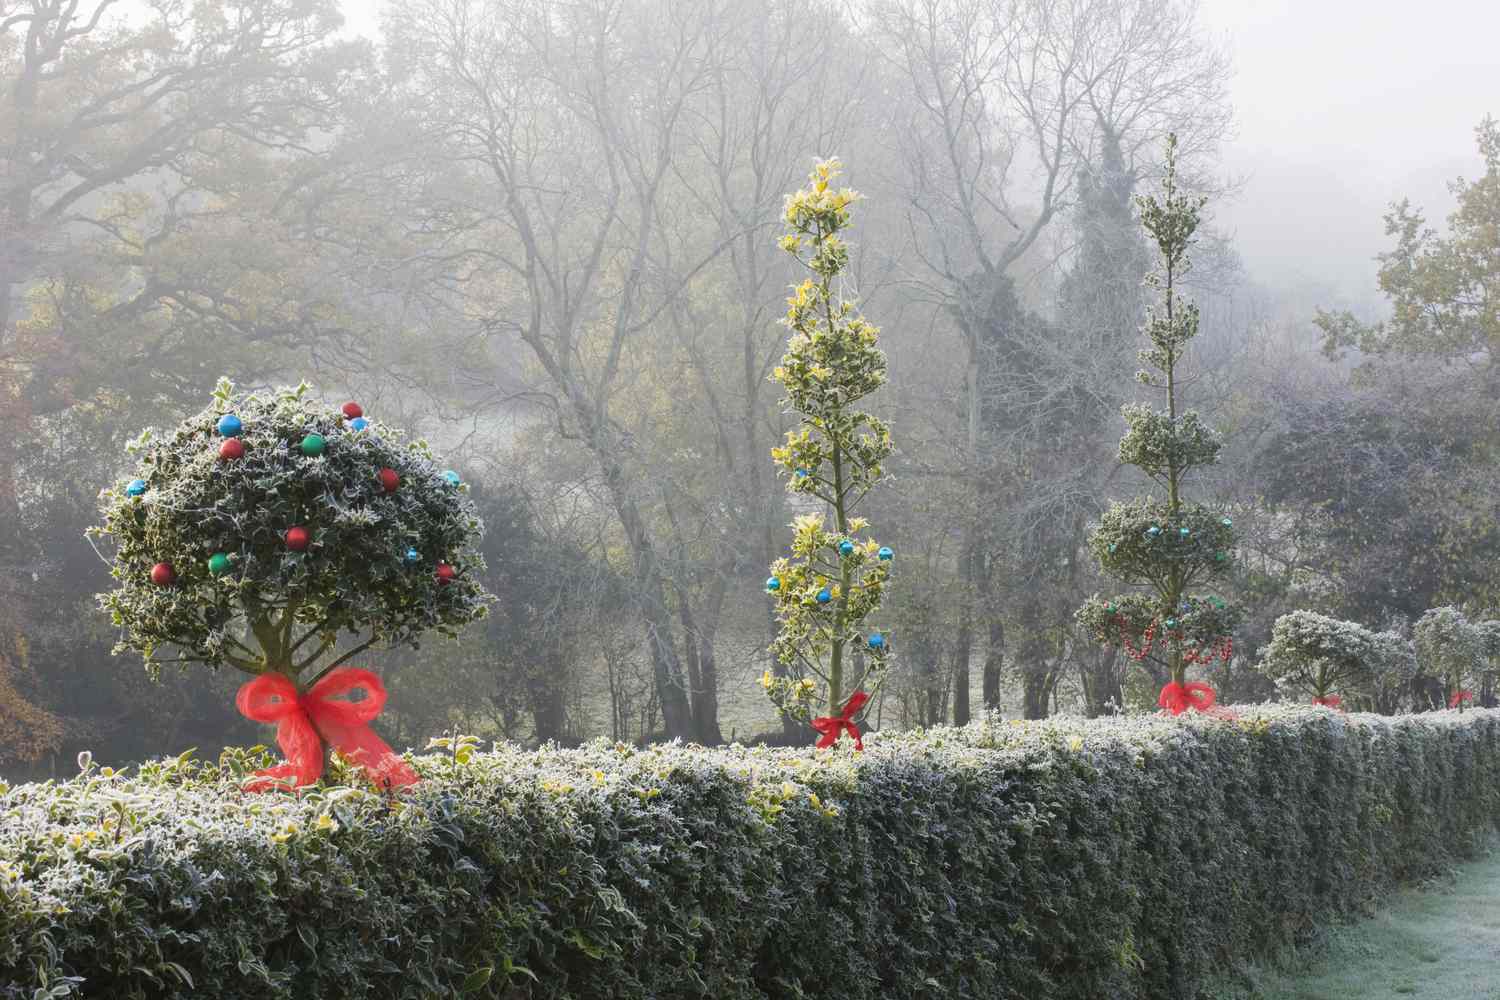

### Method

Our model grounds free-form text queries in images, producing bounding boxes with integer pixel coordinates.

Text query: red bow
[235,668,419,792]
[1158,681,1216,715]
[1449,689,1474,709]
[812,690,870,750]
[1312,694,1344,710]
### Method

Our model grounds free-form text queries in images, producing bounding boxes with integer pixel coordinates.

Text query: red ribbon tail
[1159,681,1217,715]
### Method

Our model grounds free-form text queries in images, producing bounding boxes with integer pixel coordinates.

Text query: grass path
[1224,848,1500,999]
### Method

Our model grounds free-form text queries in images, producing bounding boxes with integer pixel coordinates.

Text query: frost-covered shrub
[4,709,1499,1000]
[1257,610,1416,706]
[1414,606,1493,707]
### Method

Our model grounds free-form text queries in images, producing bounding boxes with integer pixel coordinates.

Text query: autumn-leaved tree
[1076,135,1242,713]
[763,160,894,741]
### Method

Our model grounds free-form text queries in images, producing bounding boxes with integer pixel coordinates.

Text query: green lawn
[1217,846,1500,1000]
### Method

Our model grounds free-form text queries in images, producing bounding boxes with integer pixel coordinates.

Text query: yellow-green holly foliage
[1076,136,1242,687]
[91,379,491,682]
[765,160,894,721]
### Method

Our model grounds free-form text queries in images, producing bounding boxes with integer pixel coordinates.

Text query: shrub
[91,379,490,681]
[1257,610,1417,707]
[4,708,1499,999]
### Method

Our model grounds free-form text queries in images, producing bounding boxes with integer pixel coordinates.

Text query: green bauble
[301,433,326,457]
[208,552,231,576]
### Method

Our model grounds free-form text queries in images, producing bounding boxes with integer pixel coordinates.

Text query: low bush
[3,707,1499,999]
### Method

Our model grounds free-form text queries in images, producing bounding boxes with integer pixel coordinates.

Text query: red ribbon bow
[812,690,870,750]
[1158,681,1216,716]
[1449,689,1474,709]
[1312,694,1344,710]
[235,668,419,792]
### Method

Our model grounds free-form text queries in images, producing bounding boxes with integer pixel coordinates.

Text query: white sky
[338,0,1499,301]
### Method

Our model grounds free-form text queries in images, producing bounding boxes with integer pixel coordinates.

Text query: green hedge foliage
[4,707,1499,999]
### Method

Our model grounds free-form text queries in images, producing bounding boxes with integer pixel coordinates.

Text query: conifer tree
[762,160,894,743]
[1076,136,1242,713]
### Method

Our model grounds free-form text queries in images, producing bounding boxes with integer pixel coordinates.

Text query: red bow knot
[1312,694,1344,710]
[1158,681,1216,716]
[1449,689,1474,709]
[812,690,870,750]
[235,668,419,792]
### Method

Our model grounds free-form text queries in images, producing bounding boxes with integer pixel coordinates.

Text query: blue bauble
[349,417,369,431]
[877,546,894,561]
[794,468,809,479]
[765,576,781,592]
[1179,527,1190,537]
[442,470,461,486]
[405,547,420,564]
[125,479,147,497]
[1146,525,1161,536]
[816,588,832,604]
[1165,618,1177,628]
[216,414,242,437]
[1222,517,1233,527]
[1108,543,1117,553]
[868,633,886,650]
[838,539,854,556]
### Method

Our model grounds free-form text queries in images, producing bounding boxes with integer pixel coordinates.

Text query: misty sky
[338,0,1498,305]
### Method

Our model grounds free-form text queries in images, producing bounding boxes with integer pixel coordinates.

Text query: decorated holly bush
[1075,135,1243,714]
[1414,606,1492,708]
[1256,610,1417,708]
[763,159,894,741]
[90,380,490,787]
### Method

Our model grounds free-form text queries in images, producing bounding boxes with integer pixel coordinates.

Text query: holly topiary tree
[1256,610,1417,709]
[1414,606,1491,709]
[1075,135,1243,714]
[762,159,894,747]
[90,379,490,787]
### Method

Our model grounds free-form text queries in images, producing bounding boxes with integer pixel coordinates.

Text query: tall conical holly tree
[90,379,491,788]
[1075,136,1243,714]
[762,159,894,747]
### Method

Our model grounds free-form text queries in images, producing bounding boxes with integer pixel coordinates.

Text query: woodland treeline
[2,0,1497,775]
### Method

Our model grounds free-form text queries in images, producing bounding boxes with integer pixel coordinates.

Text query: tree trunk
[951,544,975,725]
[530,650,566,744]
[598,455,692,740]
[983,617,1005,711]
[693,573,727,744]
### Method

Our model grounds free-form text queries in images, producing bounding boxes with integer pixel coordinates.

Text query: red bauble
[435,563,456,584]
[378,467,400,493]
[150,562,176,586]
[219,438,245,461]
[285,526,311,552]
[342,401,364,419]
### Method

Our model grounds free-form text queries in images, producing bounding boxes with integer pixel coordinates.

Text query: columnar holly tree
[1075,136,1243,713]
[762,159,894,742]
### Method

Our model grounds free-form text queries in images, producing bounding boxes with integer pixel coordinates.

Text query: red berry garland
[1117,615,1158,661]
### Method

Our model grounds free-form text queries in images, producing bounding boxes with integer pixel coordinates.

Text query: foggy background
[3,0,1498,776]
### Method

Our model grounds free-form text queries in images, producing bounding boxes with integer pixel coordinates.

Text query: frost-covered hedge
[4,708,1500,999]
